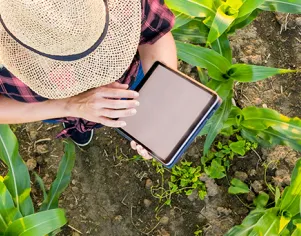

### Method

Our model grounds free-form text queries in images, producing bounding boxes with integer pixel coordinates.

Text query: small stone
[159,216,169,225]
[114,215,123,222]
[234,171,248,182]
[205,178,219,197]
[247,191,256,202]
[143,199,152,208]
[249,169,257,177]
[159,229,170,236]
[296,17,301,26]
[254,97,262,106]
[72,232,80,236]
[71,187,79,193]
[29,130,38,141]
[26,158,37,171]
[262,104,268,108]
[251,180,263,193]
[36,144,49,154]
[217,207,232,216]
[71,180,76,185]
[36,156,43,164]
[69,204,74,209]
[145,179,153,189]
[187,189,198,202]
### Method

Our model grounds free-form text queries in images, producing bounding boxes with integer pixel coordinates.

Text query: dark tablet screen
[119,62,217,163]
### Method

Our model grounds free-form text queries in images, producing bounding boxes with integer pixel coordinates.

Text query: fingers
[100,108,137,118]
[101,99,139,109]
[104,82,129,89]
[98,117,127,128]
[131,141,152,160]
[97,87,139,99]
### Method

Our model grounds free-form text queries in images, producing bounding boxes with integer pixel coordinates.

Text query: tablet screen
[120,63,216,163]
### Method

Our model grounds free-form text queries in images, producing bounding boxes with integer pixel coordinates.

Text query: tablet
[118,61,221,167]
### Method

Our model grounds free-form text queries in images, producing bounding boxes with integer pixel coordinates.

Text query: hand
[66,82,139,127]
[130,141,152,160]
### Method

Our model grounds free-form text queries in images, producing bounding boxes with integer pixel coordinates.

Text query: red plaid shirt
[0,0,175,138]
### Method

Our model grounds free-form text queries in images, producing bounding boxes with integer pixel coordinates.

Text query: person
[0,0,177,159]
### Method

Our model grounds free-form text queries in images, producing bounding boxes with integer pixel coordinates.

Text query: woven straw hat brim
[0,0,141,99]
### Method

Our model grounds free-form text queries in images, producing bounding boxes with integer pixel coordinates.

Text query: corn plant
[166,0,301,154]
[0,124,75,236]
[226,158,301,235]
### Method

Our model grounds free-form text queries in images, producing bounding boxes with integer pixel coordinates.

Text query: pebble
[296,17,301,26]
[72,232,81,236]
[72,179,77,185]
[234,171,248,182]
[143,199,152,208]
[217,207,232,216]
[254,97,262,106]
[71,187,79,193]
[247,191,256,202]
[36,144,49,154]
[251,180,263,193]
[26,158,37,171]
[248,169,257,177]
[29,130,38,141]
[159,216,169,225]
[114,215,123,222]
[145,179,153,189]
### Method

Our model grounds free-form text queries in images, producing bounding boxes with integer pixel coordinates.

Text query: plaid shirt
[0,0,175,138]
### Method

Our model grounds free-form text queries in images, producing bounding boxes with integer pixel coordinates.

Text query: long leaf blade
[172,11,194,29]
[165,0,216,18]
[203,92,233,155]
[259,0,301,14]
[238,0,265,17]
[40,141,75,211]
[176,41,231,81]
[211,33,232,63]
[0,125,33,216]
[229,64,296,82]
[4,209,67,236]
[0,181,22,233]
[207,4,238,44]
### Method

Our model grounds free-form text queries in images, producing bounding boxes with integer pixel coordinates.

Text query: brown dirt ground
[1,12,301,236]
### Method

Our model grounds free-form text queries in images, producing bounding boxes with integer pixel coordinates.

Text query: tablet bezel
[117,61,219,165]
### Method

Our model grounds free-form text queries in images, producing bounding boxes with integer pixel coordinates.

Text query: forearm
[138,32,177,73]
[0,95,69,124]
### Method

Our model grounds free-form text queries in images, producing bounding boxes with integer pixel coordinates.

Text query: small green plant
[151,160,206,211]
[226,158,301,235]
[165,0,301,154]
[0,124,75,236]
[201,134,257,179]
[228,178,250,195]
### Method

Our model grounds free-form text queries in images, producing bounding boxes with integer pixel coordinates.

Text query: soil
[1,12,301,236]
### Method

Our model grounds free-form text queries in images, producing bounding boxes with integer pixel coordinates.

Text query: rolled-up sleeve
[140,0,175,45]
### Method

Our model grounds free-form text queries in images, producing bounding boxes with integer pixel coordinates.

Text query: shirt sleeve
[140,0,175,45]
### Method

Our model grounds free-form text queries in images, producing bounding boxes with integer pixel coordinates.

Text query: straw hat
[0,0,141,99]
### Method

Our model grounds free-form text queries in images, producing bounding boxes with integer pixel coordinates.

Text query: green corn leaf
[165,0,216,18]
[228,178,250,194]
[229,9,261,34]
[172,11,194,29]
[249,208,280,236]
[207,78,234,100]
[241,107,301,140]
[292,222,301,236]
[238,0,265,17]
[197,67,209,85]
[225,209,266,236]
[280,159,301,217]
[228,64,295,82]
[172,20,209,44]
[176,41,231,81]
[4,209,67,236]
[40,141,75,211]
[242,127,301,151]
[203,92,233,155]
[259,0,301,14]
[34,172,47,202]
[0,125,34,216]
[207,3,239,44]
[211,33,233,63]
[0,181,22,233]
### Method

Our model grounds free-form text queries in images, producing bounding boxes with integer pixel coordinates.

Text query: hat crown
[0,0,107,56]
